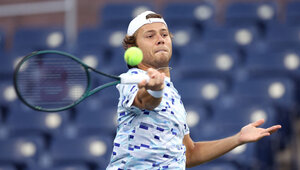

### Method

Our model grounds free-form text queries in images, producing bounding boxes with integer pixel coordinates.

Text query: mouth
[155,49,168,53]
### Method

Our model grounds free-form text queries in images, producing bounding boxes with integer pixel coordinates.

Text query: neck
[138,63,171,77]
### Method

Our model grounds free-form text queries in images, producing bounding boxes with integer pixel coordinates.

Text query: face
[135,22,172,69]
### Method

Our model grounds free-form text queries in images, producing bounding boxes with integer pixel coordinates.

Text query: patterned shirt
[107,68,190,170]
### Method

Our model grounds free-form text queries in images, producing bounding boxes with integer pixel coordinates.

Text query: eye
[162,32,169,37]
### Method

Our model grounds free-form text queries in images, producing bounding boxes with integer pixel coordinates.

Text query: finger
[266,125,282,134]
[261,132,271,138]
[251,119,265,127]
[138,79,147,89]
[147,68,157,78]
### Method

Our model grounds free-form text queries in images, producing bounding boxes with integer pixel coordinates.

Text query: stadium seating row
[1,1,300,169]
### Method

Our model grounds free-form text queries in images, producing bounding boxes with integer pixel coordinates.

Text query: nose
[156,35,165,45]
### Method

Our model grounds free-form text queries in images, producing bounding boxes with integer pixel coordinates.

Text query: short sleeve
[117,68,147,110]
[117,83,138,109]
[184,123,190,135]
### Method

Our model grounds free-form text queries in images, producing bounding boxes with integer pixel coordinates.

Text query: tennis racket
[13,50,149,112]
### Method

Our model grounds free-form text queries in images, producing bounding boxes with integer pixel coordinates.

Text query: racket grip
[120,74,150,84]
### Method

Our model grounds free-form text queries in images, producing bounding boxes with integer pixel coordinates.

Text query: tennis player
[106,11,281,169]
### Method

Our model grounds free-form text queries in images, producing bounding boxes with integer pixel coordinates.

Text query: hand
[238,119,282,144]
[138,68,165,91]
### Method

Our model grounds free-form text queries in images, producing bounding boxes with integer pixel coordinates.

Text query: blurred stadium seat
[0,80,18,109]
[202,24,261,51]
[188,162,238,170]
[0,136,44,165]
[75,95,117,137]
[232,77,295,148]
[212,96,278,129]
[163,2,215,29]
[28,164,90,170]
[0,51,14,78]
[175,78,228,107]
[1,1,300,170]
[286,1,300,26]
[225,2,277,28]
[265,24,300,45]
[72,47,105,70]
[100,3,153,28]
[0,165,16,170]
[13,27,65,52]
[177,42,239,80]
[77,27,126,72]
[184,104,212,141]
[245,44,300,78]
[6,105,69,138]
[49,135,112,168]
[0,29,5,52]
[190,120,262,169]
[168,25,200,51]
[232,77,296,109]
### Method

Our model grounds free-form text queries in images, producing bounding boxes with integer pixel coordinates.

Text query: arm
[133,68,165,110]
[183,119,282,168]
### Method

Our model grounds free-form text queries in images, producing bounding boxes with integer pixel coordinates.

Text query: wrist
[147,89,164,98]
[235,132,244,146]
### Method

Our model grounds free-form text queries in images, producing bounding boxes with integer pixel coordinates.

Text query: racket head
[13,50,91,112]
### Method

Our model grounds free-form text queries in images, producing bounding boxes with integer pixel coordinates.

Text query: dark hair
[123,13,172,68]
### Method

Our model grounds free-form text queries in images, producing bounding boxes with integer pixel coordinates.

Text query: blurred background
[0,0,300,169]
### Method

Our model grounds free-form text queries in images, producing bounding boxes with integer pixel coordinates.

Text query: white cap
[127,11,167,36]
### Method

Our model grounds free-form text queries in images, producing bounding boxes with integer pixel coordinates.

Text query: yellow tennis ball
[124,47,143,66]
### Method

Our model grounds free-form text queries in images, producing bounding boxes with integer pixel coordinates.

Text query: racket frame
[13,50,121,112]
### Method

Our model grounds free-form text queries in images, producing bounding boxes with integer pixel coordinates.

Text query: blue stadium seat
[168,25,201,53]
[0,136,44,165]
[225,2,277,26]
[100,3,153,28]
[0,80,18,109]
[50,135,112,168]
[163,2,215,28]
[6,104,69,138]
[188,162,238,170]
[77,27,126,69]
[75,95,117,137]
[175,78,228,107]
[107,47,129,75]
[13,28,65,52]
[177,42,239,80]
[72,47,105,70]
[77,28,103,50]
[265,24,300,44]
[189,121,262,169]
[232,77,296,109]
[0,51,15,78]
[212,96,280,155]
[184,104,211,141]
[202,24,261,49]
[0,165,16,170]
[28,164,90,170]
[212,96,278,128]
[286,1,300,26]
[245,45,300,77]
[0,29,5,52]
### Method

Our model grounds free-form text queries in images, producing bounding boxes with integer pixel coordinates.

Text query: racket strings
[16,54,89,109]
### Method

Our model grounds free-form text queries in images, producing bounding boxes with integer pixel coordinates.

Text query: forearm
[133,88,162,110]
[186,133,242,168]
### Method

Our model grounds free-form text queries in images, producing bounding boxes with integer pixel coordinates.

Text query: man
[106,11,281,169]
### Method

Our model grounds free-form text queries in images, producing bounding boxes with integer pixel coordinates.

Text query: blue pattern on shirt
[107,68,189,170]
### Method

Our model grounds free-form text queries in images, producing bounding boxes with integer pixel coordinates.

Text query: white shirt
[107,68,189,170]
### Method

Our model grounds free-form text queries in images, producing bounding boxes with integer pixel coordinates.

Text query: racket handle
[120,74,150,84]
